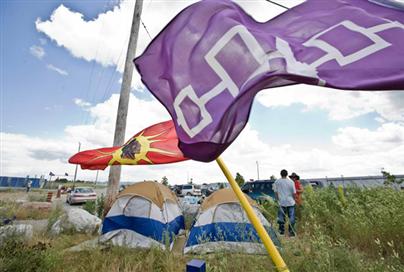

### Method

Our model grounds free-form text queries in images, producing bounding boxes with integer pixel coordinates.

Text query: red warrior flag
[68,120,188,170]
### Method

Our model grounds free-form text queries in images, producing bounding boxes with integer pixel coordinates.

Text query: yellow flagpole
[216,156,289,272]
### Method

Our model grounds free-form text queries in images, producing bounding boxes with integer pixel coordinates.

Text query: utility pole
[73,142,81,188]
[256,161,260,180]
[95,170,99,187]
[106,0,144,206]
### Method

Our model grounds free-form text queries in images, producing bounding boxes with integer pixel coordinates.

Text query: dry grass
[0,200,50,221]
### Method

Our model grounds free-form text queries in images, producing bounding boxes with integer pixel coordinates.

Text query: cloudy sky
[1,0,403,184]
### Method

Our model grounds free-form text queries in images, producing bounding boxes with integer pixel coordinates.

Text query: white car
[181,184,201,196]
[67,187,97,205]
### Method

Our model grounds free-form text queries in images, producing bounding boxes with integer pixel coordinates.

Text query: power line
[80,0,112,126]
[264,0,290,10]
[141,18,152,40]
[100,44,126,103]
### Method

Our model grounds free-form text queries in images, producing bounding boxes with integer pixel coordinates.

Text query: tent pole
[215,156,289,272]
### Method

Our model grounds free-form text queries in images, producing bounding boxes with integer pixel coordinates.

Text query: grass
[282,186,404,272]
[28,193,48,202]
[0,200,50,221]
[0,187,403,271]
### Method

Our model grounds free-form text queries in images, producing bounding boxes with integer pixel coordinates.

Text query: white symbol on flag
[174,20,404,138]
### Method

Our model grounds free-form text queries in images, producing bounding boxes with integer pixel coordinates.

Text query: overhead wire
[264,0,290,10]
[80,0,112,126]
[84,0,125,126]
[141,18,153,40]
[98,0,137,105]
[100,44,126,103]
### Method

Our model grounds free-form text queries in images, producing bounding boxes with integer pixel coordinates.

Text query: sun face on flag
[111,131,177,165]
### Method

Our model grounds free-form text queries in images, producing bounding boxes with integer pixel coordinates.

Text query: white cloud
[64,93,170,148]
[73,98,91,108]
[0,133,76,177]
[332,123,404,152]
[375,117,386,123]
[47,64,68,76]
[257,85,404,122]
[29,45,45,59]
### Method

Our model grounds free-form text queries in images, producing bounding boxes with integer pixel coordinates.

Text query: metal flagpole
[216,157,289,272]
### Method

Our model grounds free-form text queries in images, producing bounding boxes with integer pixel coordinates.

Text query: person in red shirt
[290,173,304,223]
[289,173,303,206]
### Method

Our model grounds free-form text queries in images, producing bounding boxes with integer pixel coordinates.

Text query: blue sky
[1,1,121,137]
[1,0,403,183]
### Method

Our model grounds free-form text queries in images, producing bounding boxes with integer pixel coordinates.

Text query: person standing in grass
[274,169,296,237]
[290,173,304,222]
[26,179,32,193]
[290,173,304,206]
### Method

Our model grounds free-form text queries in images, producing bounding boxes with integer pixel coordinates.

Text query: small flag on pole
[68,120,188,170]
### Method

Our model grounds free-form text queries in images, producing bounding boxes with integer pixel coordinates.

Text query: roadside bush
[96,194,105,218]
[82,194,105,218]
[83,200,96,215]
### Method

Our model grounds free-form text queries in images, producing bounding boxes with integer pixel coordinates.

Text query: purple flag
[135,0,404,162]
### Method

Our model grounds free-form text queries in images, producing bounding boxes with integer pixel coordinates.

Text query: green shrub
[83,200,96,215]
[96,194,105,218]
[82,195,105,218]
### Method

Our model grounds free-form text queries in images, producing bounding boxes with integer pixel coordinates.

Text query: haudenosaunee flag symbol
[68,120,188,170]
[135,0,404,162]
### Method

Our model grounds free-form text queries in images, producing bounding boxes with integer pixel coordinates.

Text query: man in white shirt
[273,169,297,237]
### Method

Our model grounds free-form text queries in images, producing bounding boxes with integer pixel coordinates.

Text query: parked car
[301,180,324,189]
[66,187,97,205]
[241,180,275,201]
[180,184,202,196]
[173,185,183,196]
[201,188,214,197]
[119,184,127,192]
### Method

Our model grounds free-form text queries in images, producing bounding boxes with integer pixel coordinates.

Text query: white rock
[51,208,101,234]
[50,219,62,235]
[0,224,33,243]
